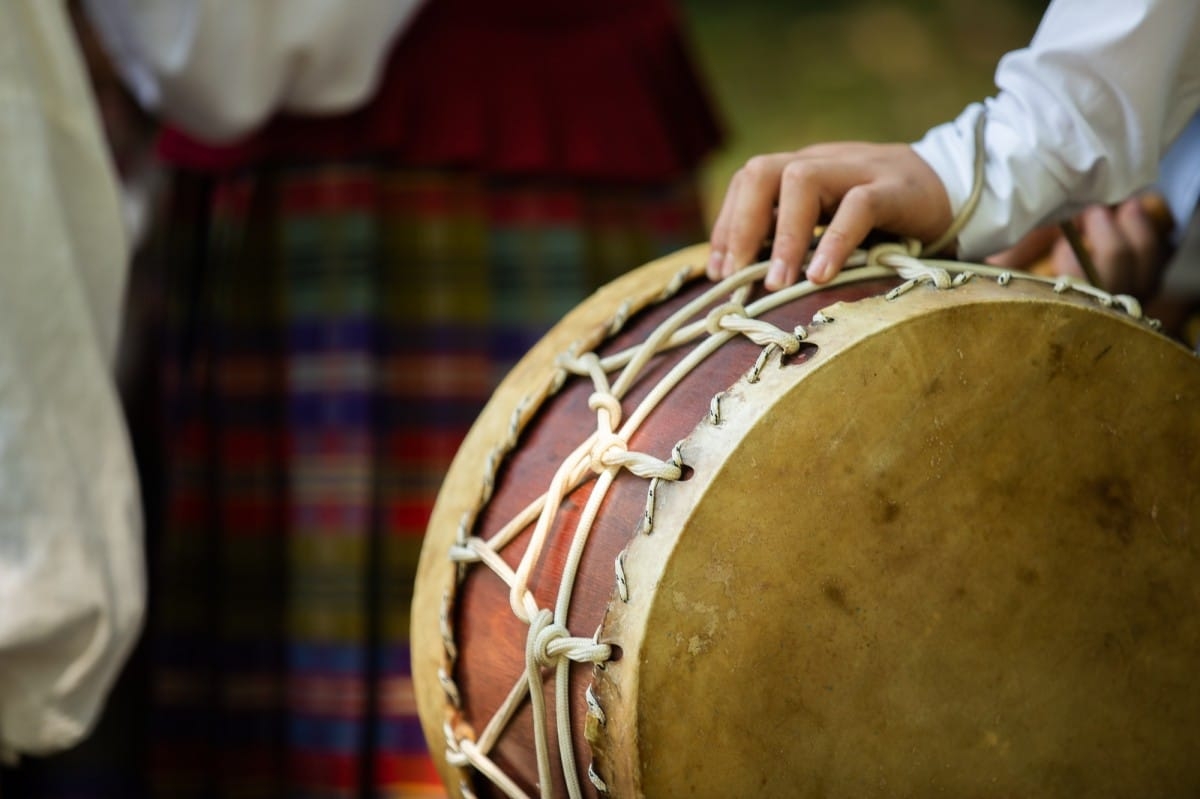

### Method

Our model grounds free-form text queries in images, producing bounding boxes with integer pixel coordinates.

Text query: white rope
[923,105,987,257]
[446,726,533,799]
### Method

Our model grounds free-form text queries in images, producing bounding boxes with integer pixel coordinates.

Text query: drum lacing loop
[910,263,954,289]
[997,270,1013,286]
[444,723,529,799]
[504,397,529,451]
[443,723,467,767]
[640,442,684,535]
[480,450,500,505]
[587,389,624,476]
[885,260,955,301]
[705,301,748,334]
[550,347,577,394]
[585,684,607,728]
[708,391,726,425]
[725,315,803,384]
[608,299,634,337]
[1114,294,1144,318]
[439,668,462,708]
[588,763,610,794]
[595,437,683,481]
[721,311,803,353]
[588,391,623,427]
[440,589,458,662]
[658,264,693,302]
[614,549,629,601]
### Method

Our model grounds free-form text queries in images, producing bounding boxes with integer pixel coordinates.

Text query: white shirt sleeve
[912,0,1200,259]
[0,0,144,758]
[1156,111,1200,238]
[81,0,427,142]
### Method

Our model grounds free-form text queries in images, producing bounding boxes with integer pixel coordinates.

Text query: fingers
[1113,197,1167,297]
[710,148,878,287]
[1050,199,1169,299]
[708,153,791,281]
[1078,205,1135,292]
[808,184,883,284]
[764,160,828,289]
[708,143,953,290]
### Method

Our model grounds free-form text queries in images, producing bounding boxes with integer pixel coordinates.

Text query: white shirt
[0,0,144,757]
[83,0,427,142]
[912,0,1200,259]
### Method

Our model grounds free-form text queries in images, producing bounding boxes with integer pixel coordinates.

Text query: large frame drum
[412,242,1200,798]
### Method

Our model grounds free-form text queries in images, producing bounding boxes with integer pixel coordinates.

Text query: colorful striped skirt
[138,163,708,798]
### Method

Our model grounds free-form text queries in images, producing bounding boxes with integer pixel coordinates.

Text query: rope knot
[529,611,571,668]
[589,432,628,473]
[705,301,748,334]
[527,609,611,669]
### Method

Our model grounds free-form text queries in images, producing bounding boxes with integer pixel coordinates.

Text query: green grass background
[680,0,1045,222]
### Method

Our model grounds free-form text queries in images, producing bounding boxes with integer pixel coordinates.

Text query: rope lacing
[436,238,1165,798]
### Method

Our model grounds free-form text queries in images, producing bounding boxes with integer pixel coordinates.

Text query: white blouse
[912,0,1200,258]
[0,0,142,758]
[82,0,427,142]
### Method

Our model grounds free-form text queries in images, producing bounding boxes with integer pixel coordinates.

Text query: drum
[411,242,1200,798]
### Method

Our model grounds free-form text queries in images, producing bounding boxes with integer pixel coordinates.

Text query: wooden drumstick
[1028,192,1175,283]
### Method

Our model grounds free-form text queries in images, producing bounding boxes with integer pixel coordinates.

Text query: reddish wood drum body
[453,274,895,796]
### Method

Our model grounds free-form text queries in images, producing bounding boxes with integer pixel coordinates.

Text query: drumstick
[1028,192,1174,284]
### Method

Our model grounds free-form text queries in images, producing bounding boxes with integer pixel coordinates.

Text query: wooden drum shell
[413,243,1200,798]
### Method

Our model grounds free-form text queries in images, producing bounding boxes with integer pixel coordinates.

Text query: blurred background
[680,0,1045,222]
[6,3,1198,799]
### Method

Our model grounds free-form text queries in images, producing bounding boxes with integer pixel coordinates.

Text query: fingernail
[722,252,736,277]
[806,253,829,283]
[766,258,787,289]
[707,250,724,279]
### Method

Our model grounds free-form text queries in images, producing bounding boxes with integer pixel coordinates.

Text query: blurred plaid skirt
[144,164,707,798]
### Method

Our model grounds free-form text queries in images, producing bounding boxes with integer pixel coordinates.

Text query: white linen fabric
[0,0,143,759]
[82,0,427,142]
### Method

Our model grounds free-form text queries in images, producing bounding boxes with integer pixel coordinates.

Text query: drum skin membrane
[413,243,1200,798]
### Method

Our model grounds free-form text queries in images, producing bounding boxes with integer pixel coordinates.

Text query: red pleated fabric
[157,0,723,183]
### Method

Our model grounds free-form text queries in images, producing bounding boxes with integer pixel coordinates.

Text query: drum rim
[412,242,1188,798]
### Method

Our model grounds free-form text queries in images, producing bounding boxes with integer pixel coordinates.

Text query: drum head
[414,244,1200,798]
[596,276,1200,797]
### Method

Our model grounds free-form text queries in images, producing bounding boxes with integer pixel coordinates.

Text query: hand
[707,142,954,290]
[986,194,1173,300]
